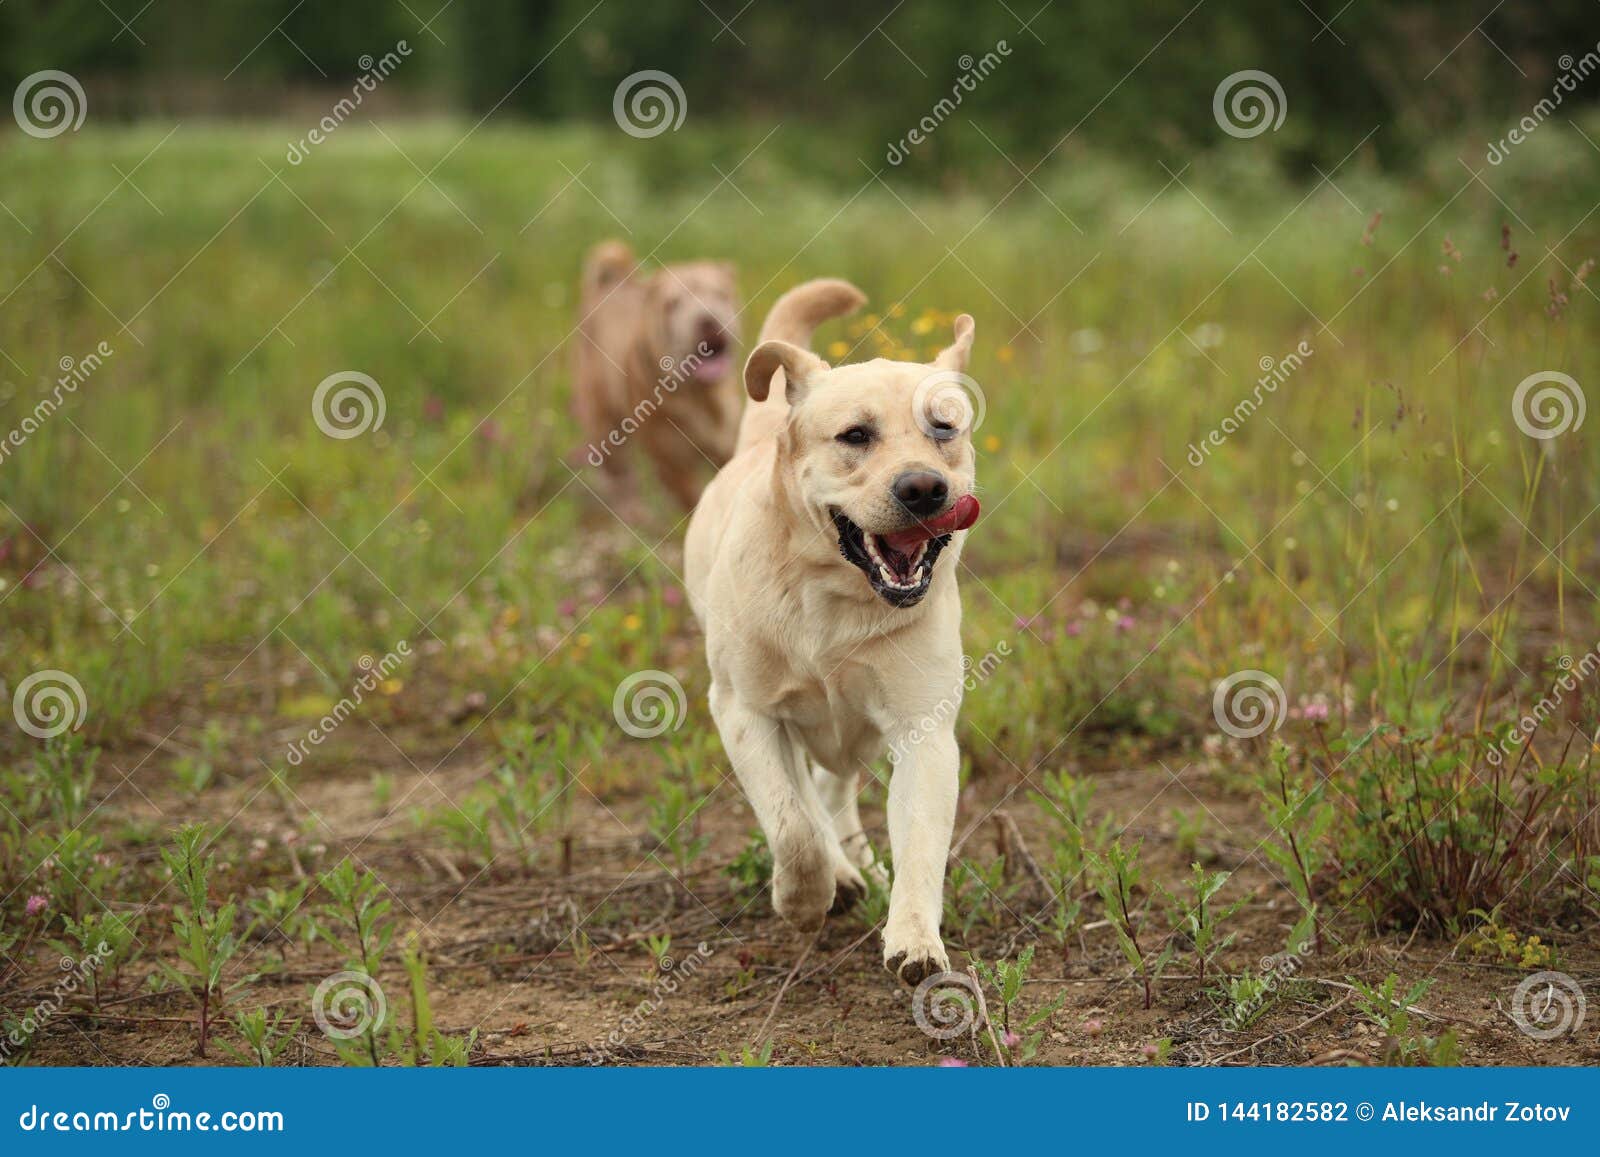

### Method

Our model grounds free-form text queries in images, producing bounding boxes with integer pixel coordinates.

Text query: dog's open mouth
[831,496,980,608]
[691,332,733,382]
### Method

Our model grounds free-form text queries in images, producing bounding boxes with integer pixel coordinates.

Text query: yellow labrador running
[684,279,981,985]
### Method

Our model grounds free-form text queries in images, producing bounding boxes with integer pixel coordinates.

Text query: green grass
[2,120,1595,738]
[2,120,1599,1061]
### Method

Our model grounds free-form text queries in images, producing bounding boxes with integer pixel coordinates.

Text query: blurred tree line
[2,0,1596,179]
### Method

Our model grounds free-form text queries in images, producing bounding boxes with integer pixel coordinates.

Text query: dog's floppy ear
[744,340,829,403]
[933,314,976,374]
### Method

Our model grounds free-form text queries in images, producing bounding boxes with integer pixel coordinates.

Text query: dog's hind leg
[710,684,842,932]
[812,766,883,882]
[807,765,876,914]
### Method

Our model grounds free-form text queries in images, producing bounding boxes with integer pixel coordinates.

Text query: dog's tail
[756,278,867,348]
[581,240,636,298]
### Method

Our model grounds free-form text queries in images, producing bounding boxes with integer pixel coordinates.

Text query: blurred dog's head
[648,261,740,384]
[744,317,980,608]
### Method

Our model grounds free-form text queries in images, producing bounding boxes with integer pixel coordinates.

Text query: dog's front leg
[882,728,958,985]
[709,683,837,932]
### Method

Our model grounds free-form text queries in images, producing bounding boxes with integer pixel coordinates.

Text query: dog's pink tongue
[881,494,980,554]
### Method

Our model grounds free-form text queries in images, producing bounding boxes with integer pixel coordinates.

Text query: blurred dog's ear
[745,340,829,403]
[933,314,976,374]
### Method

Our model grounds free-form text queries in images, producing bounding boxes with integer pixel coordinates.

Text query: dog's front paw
[882,927,949,987]
[771,851,835,933]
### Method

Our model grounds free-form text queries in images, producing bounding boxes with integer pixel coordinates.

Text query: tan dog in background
[573,241,742,511]
[685,278,982,985]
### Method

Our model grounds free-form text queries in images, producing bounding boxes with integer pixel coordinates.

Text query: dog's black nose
[892,471,949,518]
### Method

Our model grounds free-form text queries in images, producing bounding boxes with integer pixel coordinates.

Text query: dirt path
[12,679,1597,1068]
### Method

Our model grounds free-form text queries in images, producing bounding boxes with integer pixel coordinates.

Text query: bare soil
[13,657,1598,1068]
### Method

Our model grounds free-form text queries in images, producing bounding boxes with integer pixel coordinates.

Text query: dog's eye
[928,419,959,441]
[835,426,874,447]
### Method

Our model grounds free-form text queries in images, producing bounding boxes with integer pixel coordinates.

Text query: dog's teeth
[914,565,925,584]
[878,564,894,586]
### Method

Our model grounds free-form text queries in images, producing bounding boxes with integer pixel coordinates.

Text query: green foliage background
[3,0,1598,181]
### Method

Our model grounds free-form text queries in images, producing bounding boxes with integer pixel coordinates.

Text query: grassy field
[2,119,1599,1066]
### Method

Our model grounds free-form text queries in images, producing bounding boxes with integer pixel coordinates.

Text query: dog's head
[745,317,981,609]
[648,261,740,384]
